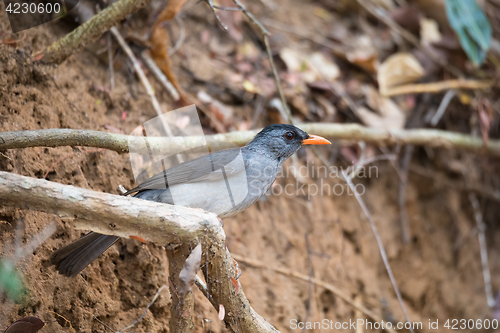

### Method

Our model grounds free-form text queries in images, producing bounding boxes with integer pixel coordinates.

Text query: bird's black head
[247,124,330,161]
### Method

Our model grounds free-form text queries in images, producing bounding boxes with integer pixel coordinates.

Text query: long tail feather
[50,232,119,277]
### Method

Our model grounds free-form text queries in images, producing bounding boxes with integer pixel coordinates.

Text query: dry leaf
[345,36,379,73]
[279,48,303,73]
[4,316,44,333]
[378,53,425,95]
[357,86,406,130]
[243,80,258,93]
[479,99,493,147]
[420,17,442,45]
[280,48,340,83]
[197,91,234,125]
[308,53,340,82]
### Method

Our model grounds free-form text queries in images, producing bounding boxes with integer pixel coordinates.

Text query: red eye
[286,132,295,140]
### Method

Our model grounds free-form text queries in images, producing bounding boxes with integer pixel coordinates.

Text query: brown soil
[1,0,499,332]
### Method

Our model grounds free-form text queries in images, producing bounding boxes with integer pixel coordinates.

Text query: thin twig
[398,145,413,243]
[117,285,168,333]
[110,27,161,113]
[205,0,228,30]
[467,193,495,308]
[110,26,183,164]
[141,50,180,101]
[16,222,57,260]
[107,33,115,91]
[430,90,456,126]
[0,151,11,160]
[263,34,293,123]
[229,0,293,124]
[342,170,414,333]
[383,80,493,97]
[231,254,398,333]
[303,234,315,333]
[168,15,186,57]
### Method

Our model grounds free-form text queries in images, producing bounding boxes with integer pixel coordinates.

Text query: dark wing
[124,147,247,195]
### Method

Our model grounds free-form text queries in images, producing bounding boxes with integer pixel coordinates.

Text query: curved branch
[1,124,500,157]
[0,171,279,333]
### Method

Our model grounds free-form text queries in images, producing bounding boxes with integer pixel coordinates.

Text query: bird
[50,124,331,277]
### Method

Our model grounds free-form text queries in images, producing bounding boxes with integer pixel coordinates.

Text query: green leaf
[445,0,491,66]
[0,260,25,302]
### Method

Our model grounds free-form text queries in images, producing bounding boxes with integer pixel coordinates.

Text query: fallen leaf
[308,52,340,82]
[420,17,442,45]
[197,91,234,125]
[243,80,258,94]
[378,53,425,95]
[478,99,493,147]
[33,53,44,61]
[280,48,340,83]
[357,85,406,130]
[313,6,334,20]
[279,48,303,73]
[4,316,44,333]
[445,0,491,66]
[345,35,379,73]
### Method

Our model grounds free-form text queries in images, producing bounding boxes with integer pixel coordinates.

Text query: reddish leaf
[478,99,493,147]
[4,316,44,333]
[129,235,146,243]
[33,53,44,61]
[230,277,239,293]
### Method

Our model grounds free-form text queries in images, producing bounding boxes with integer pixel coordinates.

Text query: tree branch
[39,0,155,64]
[1,124,500,157]
[0,171,279,333]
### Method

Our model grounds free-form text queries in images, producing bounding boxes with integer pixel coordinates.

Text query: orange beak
[302,134,331,145]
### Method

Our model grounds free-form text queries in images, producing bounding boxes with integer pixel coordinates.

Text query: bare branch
[117,285,168,333]
[39,0,155,64]
[343,171,414,333]
[0,171,279,333]
[2,124,500,157]
[382,80,493,98]
[468,193,496,308]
